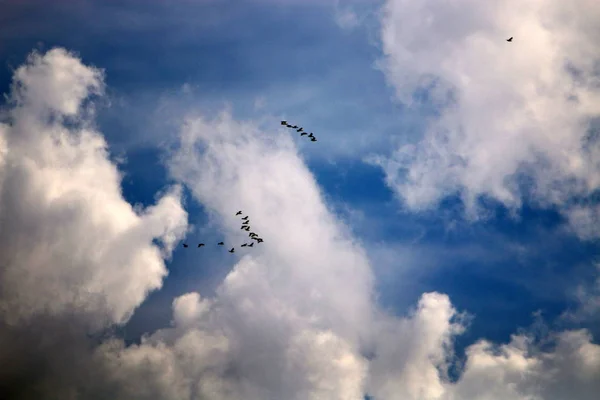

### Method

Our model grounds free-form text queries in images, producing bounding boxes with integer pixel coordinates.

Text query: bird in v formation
[182,210,264,253]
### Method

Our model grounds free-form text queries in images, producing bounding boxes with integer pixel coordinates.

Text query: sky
[0,0,599,399]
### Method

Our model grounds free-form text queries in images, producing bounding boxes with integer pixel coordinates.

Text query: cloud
[0,48,188,396]
[2,46,600,400]
[371,0,600,228]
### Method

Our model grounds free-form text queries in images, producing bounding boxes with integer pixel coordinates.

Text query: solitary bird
[506,37,513,42]
[183,243,189,248]
[248,242,254,247]
[229,248,235,253]
[281,120,287,125]
[218,242,224,245]
[236,211,242,215]
[198,243,205,247]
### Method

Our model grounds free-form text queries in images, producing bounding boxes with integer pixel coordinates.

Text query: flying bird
[286,124,293,128]
[241,243,248,247]
[249,232,257,237]
[256,238,264,243]
[218,242,224,245]
[281,120,287,125]
[308,133,314,138]
[506,37,513,42]
[236,211,242,215]
[292,125,298,129]
[242,226,250,231]
[300,132,307,136]
[229,248,235,253]
[242,220,249,225]
[241,216,249,220]
[183,243,189,248]
[248,242,254,247]
[198,243,205,247]
[297,127,303,132]
[311,137,317,142]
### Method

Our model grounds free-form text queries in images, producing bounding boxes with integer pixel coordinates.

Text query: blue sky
[1,0,600,399]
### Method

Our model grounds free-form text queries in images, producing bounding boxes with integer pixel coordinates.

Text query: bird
[229,248,235,253]
[286,124,293,128]
[241,225,249,230]
[236,211,242,215]
[241,243,248,247]
[281,120,287,125]
[248,242,254,247]
[256,238,264,243]
[242,220,249,225]
[292,125,298,129]
[297,127,303,132]
[183,243,189,248]
[242,226,250,231]
[506,37,513,42]
[249,232,257,237]
[300,132,307,136]
[241,216,249,220]
[308,133,314,138]
[311,137,317,142]
[198,243,205,247]
[218,242,224,245]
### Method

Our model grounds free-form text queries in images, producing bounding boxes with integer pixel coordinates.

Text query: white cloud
[372,0,600,228]
[0,47,188,327]
[2,46,600,400]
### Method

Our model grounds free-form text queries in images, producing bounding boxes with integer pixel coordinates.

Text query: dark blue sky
[2,0,599,358]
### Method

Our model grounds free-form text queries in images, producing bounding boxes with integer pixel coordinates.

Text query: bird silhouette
[249,232,257,237]
[198,243,205,247]
[241,225,249,230]
[183,243,189,248]
[292,125,298,129]
[236,211,242,215]
[311,137,317,142]
[300,132,307,136]
[297,127,303,132]
[229,248,235,253]
[506,37,513,42]
[281,120,287,125]
[241,243,248,247]
[242,220,249,225]
[242,226,250,231]
[241,216,249,220]
[308,133,314,138]
[218,242,224,245]
[248,242,254,247]
[257,239,264,243]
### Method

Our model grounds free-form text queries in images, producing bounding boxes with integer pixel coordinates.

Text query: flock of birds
[281,120,317,142]
[182,211,264,254]
[181,36,514,253]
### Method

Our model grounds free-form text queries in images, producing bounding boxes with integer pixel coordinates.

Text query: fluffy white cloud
[372,0,600,228]
[2,46,600,400]
[0,47,188,327]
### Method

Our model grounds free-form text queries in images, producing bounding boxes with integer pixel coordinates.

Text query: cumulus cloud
[0,48,188,396]
[372,0,600,230]
[2,46,600,400]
